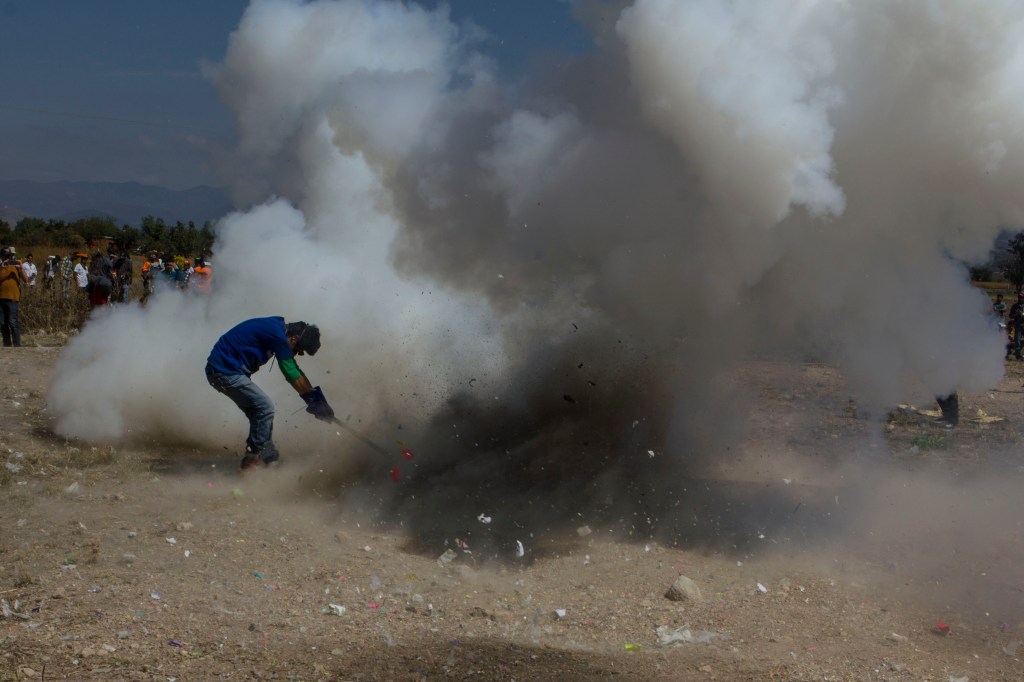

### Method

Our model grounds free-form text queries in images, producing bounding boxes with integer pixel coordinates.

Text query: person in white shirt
[43,256,57,289]
[20,253,37,287]
[73,255,89,289]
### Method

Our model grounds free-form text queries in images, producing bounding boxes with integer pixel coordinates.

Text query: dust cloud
[48,1,1024,557]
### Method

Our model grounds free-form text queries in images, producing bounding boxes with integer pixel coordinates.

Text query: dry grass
[15,255,148,336]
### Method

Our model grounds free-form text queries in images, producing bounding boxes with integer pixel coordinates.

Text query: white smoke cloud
[49,0,1024,469]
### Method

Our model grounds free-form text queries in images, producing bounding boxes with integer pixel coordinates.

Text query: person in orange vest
[192,256,212,294]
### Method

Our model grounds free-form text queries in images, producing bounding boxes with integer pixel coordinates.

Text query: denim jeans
[205,364,278,461]
[0,299,20,347]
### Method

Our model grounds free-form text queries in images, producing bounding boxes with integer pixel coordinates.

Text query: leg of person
[206,367,279,468]
[7,301,19,347]
[0,299,11,347]
[936,392,959,427]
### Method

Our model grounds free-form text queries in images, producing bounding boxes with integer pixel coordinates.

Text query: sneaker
[261,452,280,467]
[240,455,260,471]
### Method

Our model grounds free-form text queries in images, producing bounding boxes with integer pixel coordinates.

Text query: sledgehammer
[327,416,391,457]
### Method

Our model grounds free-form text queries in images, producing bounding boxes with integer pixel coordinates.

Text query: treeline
[0,215,215,256]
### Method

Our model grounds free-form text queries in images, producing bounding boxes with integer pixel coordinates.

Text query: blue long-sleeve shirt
[207,316,299,379]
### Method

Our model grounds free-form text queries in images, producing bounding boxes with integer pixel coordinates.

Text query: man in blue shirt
[206,317,334,470]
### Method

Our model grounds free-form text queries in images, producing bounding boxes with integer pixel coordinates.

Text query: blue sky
[0,0,590,190]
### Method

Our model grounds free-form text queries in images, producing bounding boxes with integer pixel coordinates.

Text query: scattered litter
[184,550,191,558]
[949,676,969,682]
[368,601,380,609]
[363,545,372,552]
[1001,623,1011,632]
[583,555,591,566]
[166,538,177,545]
[477,514,492,524]
[401,448,414,460]
[515,540,525,558]
[935,620,950,636]
[656,624,727,646]
[624,643,641,651]
[65,482,80,494]
[389,465,401,482]
[887,632,908,643]
[167,640,184,647]
[647,450,656,458]
[326,604,346,617]
[577,525,592,537]
[783,478,792,484]
[553,608,567,618]
[150,592,161,600]
[1003,641,1021,656]
[756,583,768,594]
[437,549,458,568]
[253,572,264,579]
[644,544,651,552]
[1,599,29,620]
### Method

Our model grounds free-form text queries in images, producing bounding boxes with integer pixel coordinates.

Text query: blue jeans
[205,364,278,461]
[0,299,20,347]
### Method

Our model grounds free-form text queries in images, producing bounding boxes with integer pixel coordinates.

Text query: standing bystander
[43,256,57,290]
[58,255,73,299]
[191,257,213,294]
[73,254,89,291]
[1008,293,1024,361]
[20,253,37,288]
[112,250,133,303]
[0,247,25,347]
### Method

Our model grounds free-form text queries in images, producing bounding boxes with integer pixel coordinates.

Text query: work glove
[300,386,335,421]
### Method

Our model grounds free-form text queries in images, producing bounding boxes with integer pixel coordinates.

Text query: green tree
[113,225,141,254]
[140,216,167,253]
[1004,232,1024,293]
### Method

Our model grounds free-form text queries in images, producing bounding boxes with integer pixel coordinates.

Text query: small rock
[577,525,592,537]
[665,575,702,602]
[887,632,908,643]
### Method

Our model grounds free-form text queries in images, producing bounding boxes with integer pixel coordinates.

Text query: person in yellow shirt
[0,247,25,347]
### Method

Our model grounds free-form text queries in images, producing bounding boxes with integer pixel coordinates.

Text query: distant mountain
[0,180,234,226]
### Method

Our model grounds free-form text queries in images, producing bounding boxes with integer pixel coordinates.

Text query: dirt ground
[2,341,1024,681]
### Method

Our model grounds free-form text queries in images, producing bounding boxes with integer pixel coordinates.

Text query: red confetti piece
[401,448,414,460]
[389,465,400,482]
[368,601,380,609]
[936,620,950,635]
